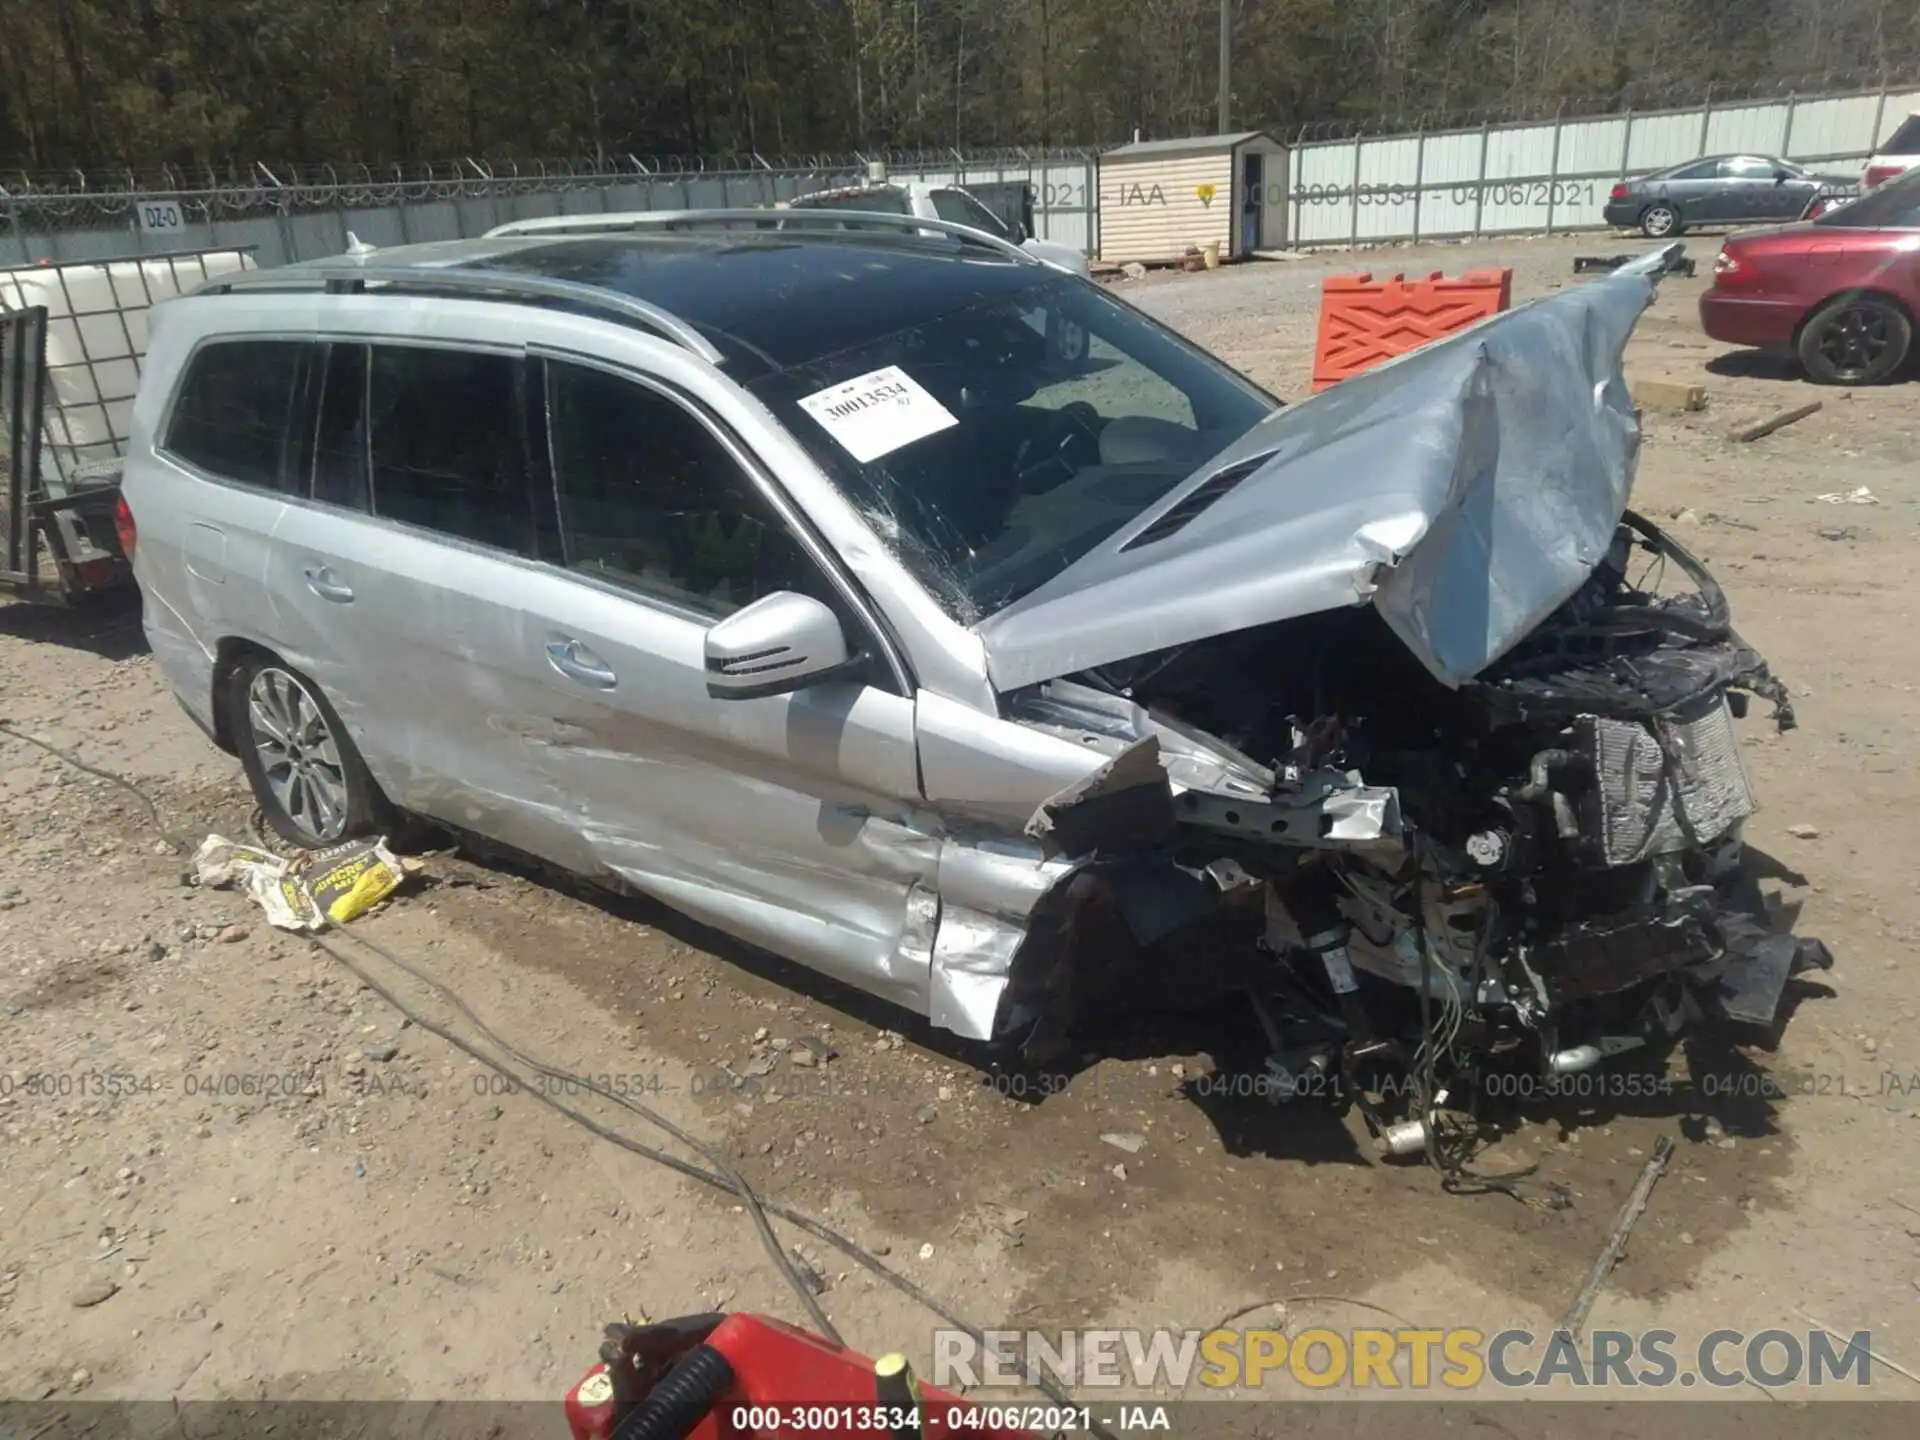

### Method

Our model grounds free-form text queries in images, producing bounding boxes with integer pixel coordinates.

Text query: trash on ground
[1731,399,1821,442]
[1814,486,1878,505]
[192,833,417,931]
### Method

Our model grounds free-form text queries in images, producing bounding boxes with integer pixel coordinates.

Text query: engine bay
[999,514,1830,1167]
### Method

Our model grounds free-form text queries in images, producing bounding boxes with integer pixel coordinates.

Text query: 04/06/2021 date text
[1291,181,1599,208]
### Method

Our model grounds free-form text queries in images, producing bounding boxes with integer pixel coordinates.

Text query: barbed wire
[0,146,1098,202]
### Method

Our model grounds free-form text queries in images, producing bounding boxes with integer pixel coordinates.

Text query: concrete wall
[1287,83,1920,247]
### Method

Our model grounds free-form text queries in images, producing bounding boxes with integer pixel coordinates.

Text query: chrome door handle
[546,639,617,690]
[303,566,354,603]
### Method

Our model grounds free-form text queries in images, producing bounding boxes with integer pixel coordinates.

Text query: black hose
[610,1345,735,1440]
[0,720,1105,1434]
[313,930,1101,1423]
[323,924,842,1346]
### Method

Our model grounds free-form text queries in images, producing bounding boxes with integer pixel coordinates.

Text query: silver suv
[123,220,1822,1128]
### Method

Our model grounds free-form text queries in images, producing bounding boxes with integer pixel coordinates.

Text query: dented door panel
[530,571,939,1006]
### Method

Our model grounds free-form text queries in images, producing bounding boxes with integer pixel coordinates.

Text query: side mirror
[1010,220,1030,245]
[704,591,858,700]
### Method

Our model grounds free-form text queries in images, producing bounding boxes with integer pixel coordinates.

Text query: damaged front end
[978,249,1829,1152]
[1000,515,1827,1143]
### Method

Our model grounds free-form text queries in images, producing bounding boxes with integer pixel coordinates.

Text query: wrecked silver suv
[125,219,1824,1157]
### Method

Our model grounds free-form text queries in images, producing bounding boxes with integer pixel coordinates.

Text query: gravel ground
[4,231,1920,1412]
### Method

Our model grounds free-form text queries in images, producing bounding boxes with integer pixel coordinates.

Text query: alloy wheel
[247,667,350,843]
[1817,305,1892,381]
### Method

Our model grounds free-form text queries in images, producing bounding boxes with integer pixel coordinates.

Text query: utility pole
[1217,0,1231,133]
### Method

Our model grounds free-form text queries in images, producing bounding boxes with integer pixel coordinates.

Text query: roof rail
[483,207,1040,267]
[196,260,724,363]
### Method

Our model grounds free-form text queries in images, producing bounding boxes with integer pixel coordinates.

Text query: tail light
[1609,183,1631,202]
[112,494,137,560]
[1713,249,1744,279]
[1866,165,1902,189]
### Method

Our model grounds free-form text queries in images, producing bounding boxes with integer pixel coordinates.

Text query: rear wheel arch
[216,646,396,847]
[210,637,276,754]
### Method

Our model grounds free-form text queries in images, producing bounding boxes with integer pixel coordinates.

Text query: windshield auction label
[796,364,958,463]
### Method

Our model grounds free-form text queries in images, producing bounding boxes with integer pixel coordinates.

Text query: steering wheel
[1012,402,1103,494]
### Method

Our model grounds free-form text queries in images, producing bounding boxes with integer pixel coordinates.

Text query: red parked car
[1700,166,1920,384]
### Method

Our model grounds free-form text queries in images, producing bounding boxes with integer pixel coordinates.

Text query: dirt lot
[4,231,1920,1412]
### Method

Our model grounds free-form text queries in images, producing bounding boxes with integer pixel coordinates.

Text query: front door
[529,356,937,1011]
[1716,156,1785,223]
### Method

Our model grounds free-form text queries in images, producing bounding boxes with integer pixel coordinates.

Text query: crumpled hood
[976,246,1678,693]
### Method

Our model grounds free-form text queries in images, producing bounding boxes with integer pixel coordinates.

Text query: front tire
[1796,294,1912,385]
[1640,203,1682,238]
[223,653,390,848]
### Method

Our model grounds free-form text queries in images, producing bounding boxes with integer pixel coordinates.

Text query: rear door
[528,356,934,1009]
[1659,159,1721,223]
[146,338,310,661]
[265,339,616,873]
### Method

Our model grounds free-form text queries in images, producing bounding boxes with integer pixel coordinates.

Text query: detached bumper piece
[1707,913,1834,1027]
[1526,908,1720,1005]
[1574,251,1697,278]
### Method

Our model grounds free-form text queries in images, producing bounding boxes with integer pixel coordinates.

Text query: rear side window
[312,344,370,511]
[368,346,536,556]
[1665,161,1719,181]
[164,340,308,490]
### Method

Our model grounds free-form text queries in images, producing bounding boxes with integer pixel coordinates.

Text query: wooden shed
[1096,131,1289,265]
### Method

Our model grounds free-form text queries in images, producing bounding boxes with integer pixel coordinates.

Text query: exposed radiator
[1580,695,1755,865]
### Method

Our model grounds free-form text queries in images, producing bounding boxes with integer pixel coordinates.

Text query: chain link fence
[1,149,1102,267]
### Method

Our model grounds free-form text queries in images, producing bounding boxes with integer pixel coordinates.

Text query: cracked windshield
[752,272,1276,622]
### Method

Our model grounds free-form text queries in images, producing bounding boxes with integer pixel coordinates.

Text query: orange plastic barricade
[1310,267,1514,391]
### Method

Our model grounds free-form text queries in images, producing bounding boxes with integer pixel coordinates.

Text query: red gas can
[565,1313,1042,1440]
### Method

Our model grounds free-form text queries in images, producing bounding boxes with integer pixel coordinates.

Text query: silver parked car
[122,216,1824,1148]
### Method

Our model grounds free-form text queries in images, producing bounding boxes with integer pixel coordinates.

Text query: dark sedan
[1604,154,1857,238]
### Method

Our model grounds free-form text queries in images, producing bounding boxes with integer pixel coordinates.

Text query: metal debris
[1560,1134,1675,1340]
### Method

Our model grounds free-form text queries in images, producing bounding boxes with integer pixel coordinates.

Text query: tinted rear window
[164,340,308,490]
[368,346,537,556]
